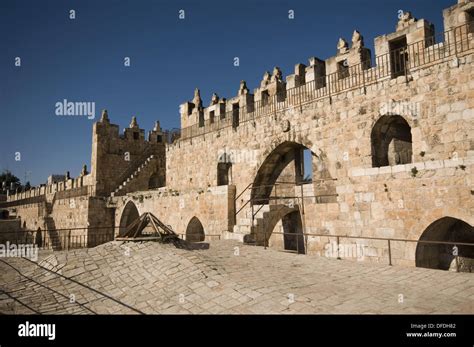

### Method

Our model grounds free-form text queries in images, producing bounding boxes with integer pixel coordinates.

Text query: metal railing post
[263,216,267,250]
[455,244,459,273]
[388,239,392,266]
[296,233,299,254]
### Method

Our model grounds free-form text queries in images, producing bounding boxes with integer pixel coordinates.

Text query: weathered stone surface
[1,241,473,314]
[2,0,473,270]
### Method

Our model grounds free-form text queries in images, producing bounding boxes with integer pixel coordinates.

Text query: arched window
[186,217,205,242]
[371,115,412,167]
[217,163,232,185]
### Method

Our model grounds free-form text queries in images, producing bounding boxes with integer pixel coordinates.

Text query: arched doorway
[416,217,474,271]
[186,217,205,242]
[371,115,412,167]
[282,211,305,254]
[119,201,139,236]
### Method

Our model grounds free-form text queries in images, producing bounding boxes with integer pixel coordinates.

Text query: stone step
[233,225,251,234]
[222,231,245,242]
[237,218,252,226]
[110,154,157,197]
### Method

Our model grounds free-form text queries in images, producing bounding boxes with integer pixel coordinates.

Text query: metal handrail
[176,233,221,241]
[268,231,474,271]
[234,181,305,217]
[179,22,473,141]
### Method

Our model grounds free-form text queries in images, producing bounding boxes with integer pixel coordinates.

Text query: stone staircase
[233,204,270,235]
[238,203,299,245]
[111,154,156,197]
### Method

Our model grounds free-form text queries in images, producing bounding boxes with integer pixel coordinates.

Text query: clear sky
[0,0,454,185]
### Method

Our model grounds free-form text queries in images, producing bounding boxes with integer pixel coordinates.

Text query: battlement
[91,110,169,196]
[94,110,168,145]
[179,1,474,139]
[5,166,94,204]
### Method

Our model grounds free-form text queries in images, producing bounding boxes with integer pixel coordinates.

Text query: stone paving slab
[0,240,473,314]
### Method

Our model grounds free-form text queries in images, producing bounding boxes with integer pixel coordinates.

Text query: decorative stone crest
[192,88,203,109]
[351,30,364,49]
[100,109,110,123]
[271,67,283,82]
[238,81,249,95]
[129,116,138,128]
[397,11,416,31]
[261,71,271,87]
[210,93,219,105]
[337,38,349,54]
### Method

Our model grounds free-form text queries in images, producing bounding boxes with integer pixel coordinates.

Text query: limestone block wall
[113,157,165,197]
[167,52,473,200]
[91,117,166,196]
[49,197,90,230]
[113,185,235,238]
[163,49,473,265]
[87,198,115,244]
[10,203,44,231]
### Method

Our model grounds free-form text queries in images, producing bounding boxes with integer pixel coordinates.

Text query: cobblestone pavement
[0,240,473,314]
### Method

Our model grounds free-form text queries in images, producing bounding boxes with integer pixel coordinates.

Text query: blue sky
[0,0,453,185]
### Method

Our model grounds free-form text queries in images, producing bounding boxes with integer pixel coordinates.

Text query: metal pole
[300,183,307,254]
[455,244,459,273]
[251,201,254,227]
[388,239,392,266]
[296,233,299,254]
[336,236,341,260]
[454,27,458,56]
[68,229,71,251]
[263,216,267,250]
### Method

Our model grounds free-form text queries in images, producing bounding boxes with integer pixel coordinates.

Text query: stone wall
[162,30,474,265]
[113,185,235,239]
[2,0,473,269]
[91,112,166,196]
[9,203,44,231]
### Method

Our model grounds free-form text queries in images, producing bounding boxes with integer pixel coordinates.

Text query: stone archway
[371,115,412,167]
[119,201,139,236]
[416,217,474,271]
[251,141,333,205]
[186,217,205,242]
[252,141,311,204]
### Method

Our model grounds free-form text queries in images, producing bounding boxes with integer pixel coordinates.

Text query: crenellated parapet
[253,67,286,104]
[94,110,164,145]
[178,0,474,138]
[91,110,168,196]
[325,30,372,76]
[5,165,94,204]
[374,11,434,57]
